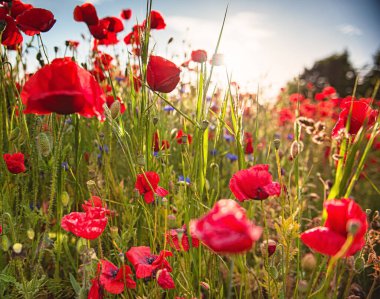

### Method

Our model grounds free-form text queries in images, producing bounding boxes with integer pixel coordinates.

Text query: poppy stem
[226,257,234,299]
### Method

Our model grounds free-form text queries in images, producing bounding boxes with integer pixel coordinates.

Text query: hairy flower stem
[227,258,234,299]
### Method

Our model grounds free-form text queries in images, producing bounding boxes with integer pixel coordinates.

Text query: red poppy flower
[229,164,281,201]
[73,3,99,26]
[278,108,294,126]
[191,50,207,63]
[147,55,181,93]
[301,198,367,256]
[88,19,109,40]
[82,196,112,216]
[3,152,26,174]
[289,93,305,102]
[332,100,378,138]
[9,0,34,19]
[121,9,132,20]
[244,132,254,155]
[126,246,173,279]
[66,40,79,49]
[101,16,124,33]
[190,199,262,253]
[88,279,103,299]
[176,129,192,144]
[0,13,23,46]
[143,10,166,30]
[16,8,56,36]
[153,132,170,152]
[166,225,199,251]
[94,53,113,70]
[135,171,168,204]
[61,207,107,240]
[157,269,175,289]
[124,24,143,45]
[99,260,136,294]
[21,58,105,119]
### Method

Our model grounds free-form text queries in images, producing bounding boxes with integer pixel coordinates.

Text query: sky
[23,0,380,99]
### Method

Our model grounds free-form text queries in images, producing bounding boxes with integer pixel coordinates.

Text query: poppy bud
[366,209,372,215]
[12,243,23,254]
[170,128,178,139]
[201,120,209,130]
[269,266,278,279]
[54,46,59,54]
[181,135,188,144]
[27,228,35,240]
[61,191,70,207]
[136,154,145,166]
[110,100,121,119]
[301,253,317,272]
[347,219,361,236]
[260,239,277,257]
[354,256,365,272]
[37,132,52,157]
[2,235,10,251]
[290,141,303,159]
[273,139,281,150]
[298,280,308,293]
[86,180,96,187]
[153,117,159,126]
[200,281,210,292]
[110,226,119,239]
[9,128,20,141]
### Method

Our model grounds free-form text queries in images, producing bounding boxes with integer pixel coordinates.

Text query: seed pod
[110,226,119,239]
[273,139,281,150]
[201,120,209,130]
[37,132,52,157]
[153,117,159,126]
[136,154,145,166]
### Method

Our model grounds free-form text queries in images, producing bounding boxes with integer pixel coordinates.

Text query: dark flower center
[111,269,118,278]
[146,255,157,264]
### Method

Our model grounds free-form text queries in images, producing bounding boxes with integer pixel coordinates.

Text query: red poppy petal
[156,186,168,197]
[300,227,346,256]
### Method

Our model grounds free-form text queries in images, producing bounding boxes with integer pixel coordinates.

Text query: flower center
[146,255,156,264]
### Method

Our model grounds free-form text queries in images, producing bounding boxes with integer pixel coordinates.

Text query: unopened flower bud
[181,135,188,144]
[200,281,210,291]
[273,139,281,150]
[86,180,96,187]
[61,191,70,207]
[298,280,308,293]
[347,219,361,236]
[354,256,365,272]
[301,253,317,272]
[37,132,52,157]
[12,243,23,254]
[110,100,121,119]
[136,155,145,166]
[110,226,119,239]
[27,228,35,240]
[290,141,303,159]
[1,235,10,251]
[366,209,372,215]
[201,120,209,130]
[170,128,178,139]
[269,266,278,279]
[260,239,277,257]
[153,117,159,126]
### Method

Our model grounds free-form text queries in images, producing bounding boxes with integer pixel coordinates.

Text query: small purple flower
[61,161,69,171]
[163,105,175,112]
[226,153,238,162]
[65,118,72,125]
[224,134,234,142]
[287,134,294,141]
[274,133,280,139]
[103,145,109,154]
[178,175,191,184]
[210,149,218,156]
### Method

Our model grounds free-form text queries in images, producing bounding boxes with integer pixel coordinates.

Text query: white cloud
[337,24,362,36]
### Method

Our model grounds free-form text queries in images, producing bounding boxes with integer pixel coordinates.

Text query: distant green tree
[286,50,357,97]
[359,49,380,99]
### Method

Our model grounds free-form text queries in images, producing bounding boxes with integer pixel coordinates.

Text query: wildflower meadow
[0,0,379,298]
